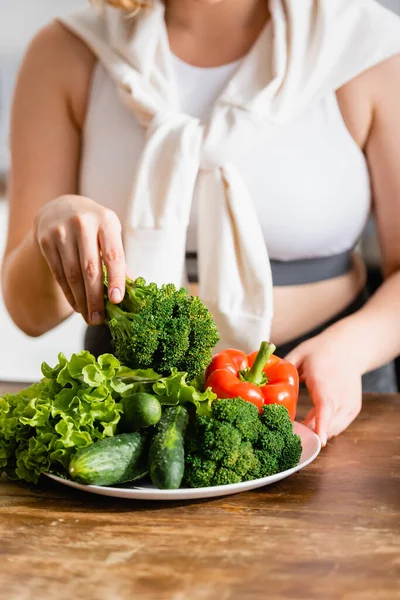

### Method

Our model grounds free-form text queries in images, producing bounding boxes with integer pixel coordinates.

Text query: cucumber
[120,392,162,432]
[149,405,189,490]
[69,432,148,486]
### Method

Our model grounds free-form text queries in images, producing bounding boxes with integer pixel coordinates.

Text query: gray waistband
[186,251,353,286]
[270,251,353,286]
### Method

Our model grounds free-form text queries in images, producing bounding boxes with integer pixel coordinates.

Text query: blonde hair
[103,0,151,13]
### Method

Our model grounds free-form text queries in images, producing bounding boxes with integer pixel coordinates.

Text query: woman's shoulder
[367,53,400,108]
[337,53,400,148]
[20,20,97,127]
[343,53,400,107]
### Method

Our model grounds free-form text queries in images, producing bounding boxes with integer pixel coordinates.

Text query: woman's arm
[326,54,400,372]
[2,22,91,335]
[286,54,400,444]
[2,22,126,336]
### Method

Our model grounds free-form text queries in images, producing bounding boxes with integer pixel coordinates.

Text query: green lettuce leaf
[113,367,163,395]
[0,352,124,483]
[152,368,216,416]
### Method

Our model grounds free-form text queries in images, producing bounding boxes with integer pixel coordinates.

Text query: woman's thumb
[284,344,305,369]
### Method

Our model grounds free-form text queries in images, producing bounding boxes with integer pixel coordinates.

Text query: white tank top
[80,55,370,262]
[62,0,400,352]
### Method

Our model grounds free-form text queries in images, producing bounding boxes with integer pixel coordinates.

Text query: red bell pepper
[205,341,299,420]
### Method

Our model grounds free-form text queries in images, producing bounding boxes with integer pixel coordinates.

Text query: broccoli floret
[185,428,202,455]
[211,398,261,444]
[185,455,216,488]
[258,404,301,471]
[203,421,242,464]
[279,434,303,472]
[235,442,260,478]
[258,429,285,455]
[105,276,219,378]
[254,450,279,478]
[260,404,293,438]
[185,398,303,488]
[184,296,221,382]
[211,467,242,486]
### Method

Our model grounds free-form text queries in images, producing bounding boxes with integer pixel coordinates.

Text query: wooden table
[1,385,399,600]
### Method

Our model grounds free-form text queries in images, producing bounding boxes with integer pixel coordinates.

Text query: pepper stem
[245,341,276,385]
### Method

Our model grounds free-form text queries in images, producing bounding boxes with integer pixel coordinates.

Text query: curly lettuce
[152,369,216,416]
[0,352,124,483]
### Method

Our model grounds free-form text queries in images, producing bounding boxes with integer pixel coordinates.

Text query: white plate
[45,422,321,501]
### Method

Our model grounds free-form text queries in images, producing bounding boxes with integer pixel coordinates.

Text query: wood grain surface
[0,387,399,600]
[0,177,6,197]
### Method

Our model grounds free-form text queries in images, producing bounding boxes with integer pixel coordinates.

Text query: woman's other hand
[35,195,126,325]
[285,329,363,446]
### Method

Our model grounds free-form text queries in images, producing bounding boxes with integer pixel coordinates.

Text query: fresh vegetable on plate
[69,432,149,486]
[119,392,162,432]
[0,351,214,484]
[67,397,302,490]
[149,405,189,490]
[0,273,303,492]
[0,352,124,483]
[185,399,302,488]
[105,275,220,379]
[205,341,299,420]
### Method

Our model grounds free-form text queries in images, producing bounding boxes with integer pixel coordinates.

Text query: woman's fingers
[328,407,361,439]
[302,407,316,429]
[77,221,105,325]
[284,346,304,369]
[315,398,335,446]
[304,385,361,443]
[50,224,88,320]
[308,379,335,447]
[35,198,127,318]
[285,346,308,382]
[327,410,348,439]
[99,211,126,304]
[39,238,76,311]
[58,241,88,321]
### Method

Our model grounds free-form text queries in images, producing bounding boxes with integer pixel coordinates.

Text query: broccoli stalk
[104,276,220,379]
[120,279,156,313]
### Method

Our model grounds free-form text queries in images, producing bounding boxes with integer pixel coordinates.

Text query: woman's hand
[34,195,126,325]
[285,328,363,446]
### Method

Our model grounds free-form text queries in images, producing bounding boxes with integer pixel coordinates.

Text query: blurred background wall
[0,1,85,381]
[0,0,399,381]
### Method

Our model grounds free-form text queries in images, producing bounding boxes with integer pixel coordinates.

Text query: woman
[2,0,400,446]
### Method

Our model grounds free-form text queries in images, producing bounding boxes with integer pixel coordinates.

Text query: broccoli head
[185,398,303,488]
[104,276,219,379]
[185,402,261,487]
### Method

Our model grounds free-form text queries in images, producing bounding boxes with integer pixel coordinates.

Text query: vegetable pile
[0,276,302,490]
[0,353,124,483]
[0,352,214,484]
